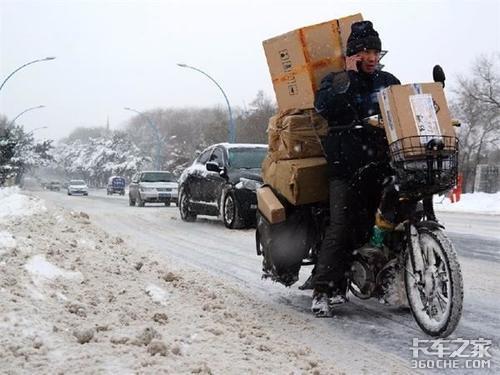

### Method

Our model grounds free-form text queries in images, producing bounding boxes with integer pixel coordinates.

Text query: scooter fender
[408,224,426,276]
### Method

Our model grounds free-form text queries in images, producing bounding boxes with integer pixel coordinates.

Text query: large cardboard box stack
[378,82,456,156]
[262,108,329,206]
[263,13,362,111]
[262,156,328,206]
[268,108,328,160]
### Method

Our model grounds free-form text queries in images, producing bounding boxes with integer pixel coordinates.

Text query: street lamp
[177,63,236,143]
[0,57,56,93]
[8,105,46,127]
[28,126,48,134]
[124,107,162,170]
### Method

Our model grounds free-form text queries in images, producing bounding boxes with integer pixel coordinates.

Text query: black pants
[311,172,399,295]
[312,178,351,295]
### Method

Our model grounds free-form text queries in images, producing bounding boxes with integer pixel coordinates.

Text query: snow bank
[145,284,170,306]
[0,231,16,256]
[434,192,500,215]
[0,190,342,374]
[0,230,16,247]
[25,255,83,283]
[0,186,46,219]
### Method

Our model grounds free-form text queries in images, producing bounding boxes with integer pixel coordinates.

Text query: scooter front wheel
[405,226,463,337]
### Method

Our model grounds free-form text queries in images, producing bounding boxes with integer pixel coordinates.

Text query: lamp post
[124,107,162,170]
[8,105,46,127]
[21,126,48,142]
[0,57,56,93]
[27,126,48,135]
[177,63,236,143]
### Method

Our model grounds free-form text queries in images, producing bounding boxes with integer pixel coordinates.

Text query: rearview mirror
[433,65,446,88]
[452,119,461,127]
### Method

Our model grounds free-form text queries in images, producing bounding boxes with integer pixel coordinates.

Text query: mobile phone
[356,60,362,71]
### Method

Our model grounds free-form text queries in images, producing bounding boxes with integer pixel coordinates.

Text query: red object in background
[449,174,463,203]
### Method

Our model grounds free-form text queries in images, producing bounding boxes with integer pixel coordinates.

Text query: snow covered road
[33,188,500,373]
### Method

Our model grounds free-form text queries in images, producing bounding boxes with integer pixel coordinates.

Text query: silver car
[128,171,178,207]
[67,179,89,196]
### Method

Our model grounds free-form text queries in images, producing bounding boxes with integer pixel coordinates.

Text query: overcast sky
[0,0,499,141]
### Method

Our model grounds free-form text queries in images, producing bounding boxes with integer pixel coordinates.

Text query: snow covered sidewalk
[434,192,500,215]
[0,188,340,374]
[0,186,47,219]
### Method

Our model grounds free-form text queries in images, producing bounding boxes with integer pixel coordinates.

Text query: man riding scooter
[311,20,401,317]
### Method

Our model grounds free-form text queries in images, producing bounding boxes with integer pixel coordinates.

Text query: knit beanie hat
[346,21,382,56]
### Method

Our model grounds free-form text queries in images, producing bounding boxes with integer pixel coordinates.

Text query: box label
[409,93,441,143]
[380,88,398,143]
[278,49,298,96]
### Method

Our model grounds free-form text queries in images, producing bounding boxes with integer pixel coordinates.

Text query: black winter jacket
[315,69,400,178]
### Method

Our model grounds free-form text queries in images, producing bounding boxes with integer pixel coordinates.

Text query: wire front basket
[389,136,459,199]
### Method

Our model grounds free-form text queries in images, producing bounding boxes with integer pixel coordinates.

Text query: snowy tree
[51,131,150,186]
[452,54,500,192]
[123,91,276,175]
[237,90,276,144]
[0,118,54,186]
[125,106,228,174]
[60,126,110,144]
[0,116,17,185]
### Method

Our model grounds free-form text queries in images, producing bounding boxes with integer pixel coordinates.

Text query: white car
[67,180,89,196]
[128,171,178,207]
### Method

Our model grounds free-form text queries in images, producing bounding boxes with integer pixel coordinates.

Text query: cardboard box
[268,109,328,160]
[257,186,286,224]
[262,156,328,205]
[263,13,363,111]
[378,82,455,156]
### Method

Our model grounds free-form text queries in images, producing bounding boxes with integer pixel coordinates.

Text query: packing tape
[411,83,423,95]
[380,88,398,143]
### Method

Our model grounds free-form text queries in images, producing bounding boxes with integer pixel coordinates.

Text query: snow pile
[145,284,170,306]
[25,255,84,284]
[0,231,16,256]
[0,192,341,374]
[0,186,46,220]
[434,192,500,215]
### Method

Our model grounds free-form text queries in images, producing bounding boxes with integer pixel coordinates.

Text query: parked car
[107,176,126,195]
[128,171,178,207]
[178,143,267,229]
[46,181,61,191]
[67,180,89,196]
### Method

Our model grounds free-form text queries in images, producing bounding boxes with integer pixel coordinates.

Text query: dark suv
[178,143,267,229]
[107,176,126,195]
[46,181,61,191]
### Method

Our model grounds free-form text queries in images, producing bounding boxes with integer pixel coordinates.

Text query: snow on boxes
[257,15,363,221]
